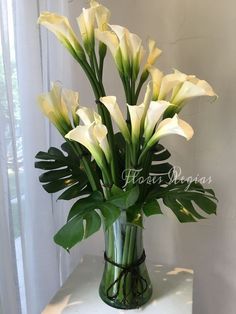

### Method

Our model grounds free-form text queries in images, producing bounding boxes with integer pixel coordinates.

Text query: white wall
[58,1,236,313]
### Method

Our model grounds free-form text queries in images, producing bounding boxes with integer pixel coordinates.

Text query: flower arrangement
[36,1,217,309]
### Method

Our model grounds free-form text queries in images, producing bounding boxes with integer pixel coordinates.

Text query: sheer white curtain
[0,0,82,313]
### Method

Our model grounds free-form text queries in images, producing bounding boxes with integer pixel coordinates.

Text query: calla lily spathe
[95,24,144,75]
[144,39,162,70]
[157,70,187,100]
[171,76,217,105]
[150,114,193,145]
[38,12,85,60]
[77,7,96,54]
[144,100,171,141]
[127,103,145,144]
[110,25,145,77]
[90,0,111,31]
[38,82,79,134]
[65,124,107,170]
[100,96,130,142]
[139,114,194,163]
[149,67,163,101]
[95,29,122,72]
[149,67,217,110]
[62,88,80,126]
[93,123,111,162]
[76,106,111,163]
[77,107,102,125]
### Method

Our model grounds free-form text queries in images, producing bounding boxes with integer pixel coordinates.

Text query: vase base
[99,286,153,310]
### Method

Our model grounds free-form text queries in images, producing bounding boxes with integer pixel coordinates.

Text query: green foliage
[143,200,162,217]
[54,190,122,250]
[35,140,218,251]
[54,209,101,251]
[147,180,217,223]
[109,185,140,209]
[35,142,92,200]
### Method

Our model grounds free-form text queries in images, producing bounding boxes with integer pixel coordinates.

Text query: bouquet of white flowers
[36,1,217,309]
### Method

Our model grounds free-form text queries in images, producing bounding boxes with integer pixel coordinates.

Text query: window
[0,0,26,312]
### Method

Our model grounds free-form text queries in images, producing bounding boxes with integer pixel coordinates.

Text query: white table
[42,255,193,314]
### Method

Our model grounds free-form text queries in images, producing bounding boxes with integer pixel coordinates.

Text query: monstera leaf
[54,187,141,250]
[143,144,217,222]
[35,142,93,200]
[149,144,173,184]
[146,179,217,222]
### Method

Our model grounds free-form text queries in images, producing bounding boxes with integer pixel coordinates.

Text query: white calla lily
[95,29,119,56]
[172,77,217,105]
[77,107,102,125]
[109,25,130,70]
[110,25,144,76]
[139,114,194,163]
[61,88,79,126]
[65,124,106,170]
[144,100,171,141]
[38,82,79,133]
[139,82,153,130]
[127,103,145,144]
[145,39,162,69]
[90,0,110,31]
[100,96,130,142]
[149,67,163,100]
[77,7,96,53]
[95,29,123,71]
[38,12,85,60]
[93,123,111,162]
[149,114,194,146]
[158,71,187,100]
[96,24,144,75]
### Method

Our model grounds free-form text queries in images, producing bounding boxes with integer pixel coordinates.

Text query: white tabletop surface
[42,255,193,314]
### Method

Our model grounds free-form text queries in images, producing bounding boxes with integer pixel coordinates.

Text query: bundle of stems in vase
[36,0,217,254]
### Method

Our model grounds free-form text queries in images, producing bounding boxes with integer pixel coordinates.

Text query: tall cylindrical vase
[99,212,152,309]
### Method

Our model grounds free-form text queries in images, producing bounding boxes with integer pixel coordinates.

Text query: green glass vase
[99,212,152,309]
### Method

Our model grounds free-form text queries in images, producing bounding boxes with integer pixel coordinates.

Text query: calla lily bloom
[62,88,80,126]
[144,100,171,141]
[127,103,145,144]
[171,76,217,105]
[144,39,162,70]
[149,67,163,101]
[148,114,194,147]
[90,0,111,31]
[77,7,96,54]
[139,114,194,163]
[95,24,144,76]
[100,96,130,142]
[158,71,187,100]
[75,106,111,163]
[77,107,101,125]
[109,25,144,77]
[95,29,123,72]
[65,124,107,170]
[38,12,85,61]
[38,83,79,134]
[93,123,111,162]
[149,67,217,110]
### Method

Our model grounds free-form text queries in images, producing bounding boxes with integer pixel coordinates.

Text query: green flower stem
[99,52,105,80]
[106,225,114,291]
[74,51,120,186]
[131,77,136,106]
[69,141,101,192]
[134,75,148,104]
[138,143,150,165]
[92,51,101,81]
[138,151,152,202]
